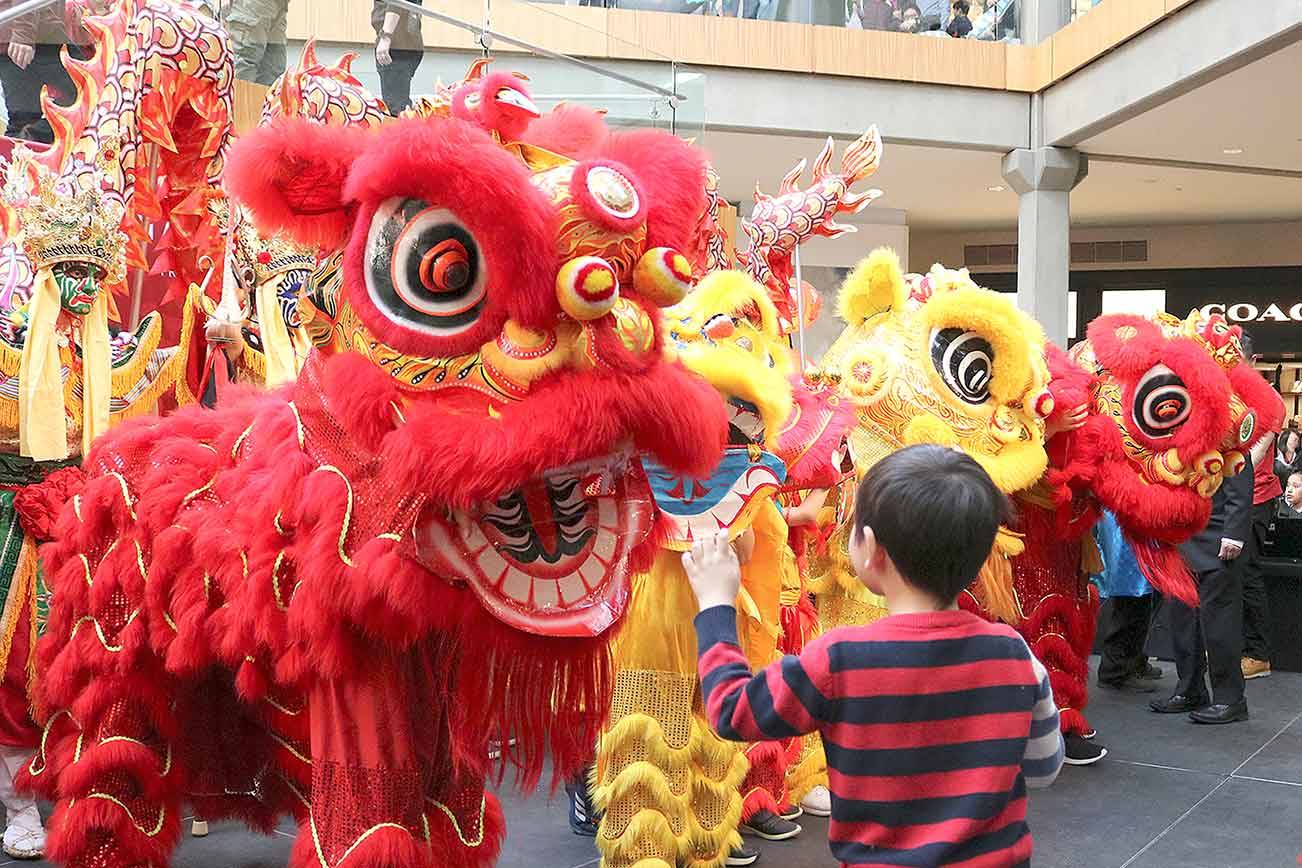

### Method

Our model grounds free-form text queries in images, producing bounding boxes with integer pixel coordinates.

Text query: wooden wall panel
[605,8,677,61]
[1051,0,1165,80]
[911,32,1005,88]
[233,80,270,135]
[678,17,813,73]
[485,4,609,57]
[1005,42,1051,92]
[717,201,738,267]
[283,0,1200,95]
[810,26,914,80]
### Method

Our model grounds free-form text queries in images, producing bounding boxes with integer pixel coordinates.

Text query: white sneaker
[2,805,45,859]
[800,785,832,817]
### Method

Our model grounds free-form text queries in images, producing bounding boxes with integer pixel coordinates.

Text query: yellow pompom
[632,247,693,308]
[837,247,905,326]
[556,256,619,321]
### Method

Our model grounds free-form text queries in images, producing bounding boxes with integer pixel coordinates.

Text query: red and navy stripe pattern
[696,606,1062,868]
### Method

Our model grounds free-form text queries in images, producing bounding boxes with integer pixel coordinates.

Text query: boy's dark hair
[953,0,970,12]
[853,444,1010,604]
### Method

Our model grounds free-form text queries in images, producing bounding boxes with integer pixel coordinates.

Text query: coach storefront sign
[1199,303,1302,323]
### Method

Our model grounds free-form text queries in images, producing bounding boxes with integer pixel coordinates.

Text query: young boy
[686,444,1063,867]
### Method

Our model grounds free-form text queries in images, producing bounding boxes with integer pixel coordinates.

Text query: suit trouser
[1168,558,1246,706]
[1242,501,1273,662]
[1097,595,1155,685]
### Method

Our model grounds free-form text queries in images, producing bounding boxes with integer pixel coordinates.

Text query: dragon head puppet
[1056,310,1282,602]
[818,249,1054,619]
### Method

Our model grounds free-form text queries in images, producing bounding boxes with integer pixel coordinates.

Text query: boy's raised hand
[683,529,742,612]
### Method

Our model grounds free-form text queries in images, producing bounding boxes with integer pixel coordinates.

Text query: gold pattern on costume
[427,794,488,847]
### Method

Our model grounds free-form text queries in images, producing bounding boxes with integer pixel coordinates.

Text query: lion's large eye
[931,327,993,405]
[1133,364,1191,438]
[364,198,486,337]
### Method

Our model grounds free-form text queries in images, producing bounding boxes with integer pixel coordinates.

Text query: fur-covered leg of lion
[594,558,746,868]
[294,652,503,868]
[1018,584,1099,737]
[27,673,184,868]
[593,668,697,868]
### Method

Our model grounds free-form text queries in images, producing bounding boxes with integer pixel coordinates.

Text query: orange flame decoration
[0,0,234,306]
[262,39,388,128]
[737,127,883,333]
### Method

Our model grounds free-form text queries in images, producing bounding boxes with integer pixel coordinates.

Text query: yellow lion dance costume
[812,248,1054,628]
[593,271,800,868]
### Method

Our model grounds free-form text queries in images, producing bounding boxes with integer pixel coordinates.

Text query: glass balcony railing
[1068,0,1103,23]
[534,0,1019,40]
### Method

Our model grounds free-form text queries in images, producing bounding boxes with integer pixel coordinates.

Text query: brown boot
[1241,657,1272,680]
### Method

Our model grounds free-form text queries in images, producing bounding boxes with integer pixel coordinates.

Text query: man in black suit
[1151,457,1254,724]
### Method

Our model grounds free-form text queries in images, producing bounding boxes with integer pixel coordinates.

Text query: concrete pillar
[1001,147,1088,348]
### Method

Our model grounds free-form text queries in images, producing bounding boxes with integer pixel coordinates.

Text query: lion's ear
[223,119,370,250]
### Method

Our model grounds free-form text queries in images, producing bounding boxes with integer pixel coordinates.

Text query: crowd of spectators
[845,0,1017,40]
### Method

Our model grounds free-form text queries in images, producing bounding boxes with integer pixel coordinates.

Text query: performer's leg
[1198,559,1247,708]
[1098,595,1154,686]
[1241,502,1273,666]
[1164,588,1208,703]
[28,674,184,868]
[0,745,42,859]
[296,657,501,868]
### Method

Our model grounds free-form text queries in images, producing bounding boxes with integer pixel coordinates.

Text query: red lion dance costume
[19,114,728,868]
[981,311,1281,743]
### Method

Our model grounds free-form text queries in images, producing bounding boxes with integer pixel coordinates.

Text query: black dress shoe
[1100,674,1157,693]
[1137,661,1164,680]
[1190,700,1249,725]
[1150,693,1208,714]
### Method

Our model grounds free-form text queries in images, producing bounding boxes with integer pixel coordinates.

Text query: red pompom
[14,467,88,542]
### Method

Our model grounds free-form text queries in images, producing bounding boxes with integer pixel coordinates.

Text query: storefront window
[1101,288,1166,318]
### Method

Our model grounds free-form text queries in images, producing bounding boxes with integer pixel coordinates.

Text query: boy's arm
[695,605,829,742]
[1021,653,1065,789]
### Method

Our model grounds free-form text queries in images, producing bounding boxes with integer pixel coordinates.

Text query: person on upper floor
[225,0,290,86]
[945,0,972,36]
[372,0,424,115]
[0,0,84,144]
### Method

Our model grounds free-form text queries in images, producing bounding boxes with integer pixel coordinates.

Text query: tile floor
[7,659,1301,868]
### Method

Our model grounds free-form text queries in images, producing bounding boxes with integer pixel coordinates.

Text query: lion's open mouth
[413,450,654,637]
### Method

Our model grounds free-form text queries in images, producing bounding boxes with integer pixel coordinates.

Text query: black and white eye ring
[1133,364,1192,438]
[364,197,488,338]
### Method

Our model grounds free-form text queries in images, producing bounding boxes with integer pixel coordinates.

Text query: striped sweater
[696,605,1063,868]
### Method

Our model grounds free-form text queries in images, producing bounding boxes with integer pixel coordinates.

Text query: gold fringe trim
[109,313,164,395]
[974,542,1023,624]
[112,360,181,422]
[0,536,35,700]
[785,734,827,803]
[173,288,203,407]
[239,344,267,384]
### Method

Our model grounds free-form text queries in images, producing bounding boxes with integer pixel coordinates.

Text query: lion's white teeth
[502,568,532,603]
[478,547,509,584]
[557,574,587,606]
[533,580,559,609]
